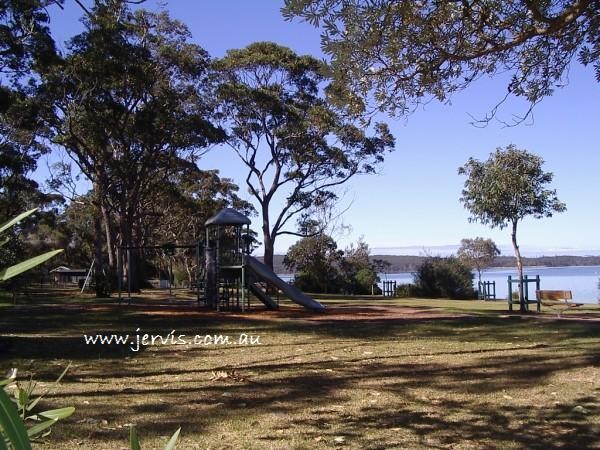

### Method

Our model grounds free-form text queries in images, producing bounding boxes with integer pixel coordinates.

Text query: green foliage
[354,268,380,295]
[284,234,344,293]
[395,283,419,298]
[41,1,226,291]
[459,146,566,229]
[412,257,476,300]
[215,41,394,268]
[129,426,181,450]
[285,235,380,294]
[0,0,61,112]
[283,0,599,122]
[341,238,380,294]
[457,237,500,283]
[0,366,74,448]
[459,145,566,310]
[0,209,62,283]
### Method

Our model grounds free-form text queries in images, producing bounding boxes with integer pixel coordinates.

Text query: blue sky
[38,0,600,257]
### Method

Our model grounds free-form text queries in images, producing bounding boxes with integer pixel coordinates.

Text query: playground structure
[507,274,541,312]
[204,208,325,312]
[117,208,325,312]
[478,280,496,300]
[381,280,397,297]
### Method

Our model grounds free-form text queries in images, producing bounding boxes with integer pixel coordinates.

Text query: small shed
[49,266,88,285]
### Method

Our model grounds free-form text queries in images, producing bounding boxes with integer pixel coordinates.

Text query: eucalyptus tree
[283,1,599,123]
[459,145,566,312]
[0,0,64,220]
[41,1,224,291]
[0,0,61,111]
[457,237,501,285]
[215,42,394,269]
[283,233,344,293]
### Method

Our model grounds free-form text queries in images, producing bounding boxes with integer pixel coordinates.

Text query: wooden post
[196,241,201,304]
[536,275,541,312]
[524,274,529,311]
[127,247,132,304]
[117,246,122,304]
[508,275,512,311]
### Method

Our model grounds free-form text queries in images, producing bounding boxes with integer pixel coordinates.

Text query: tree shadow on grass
[0,335,144,361]
[25,337,599,449]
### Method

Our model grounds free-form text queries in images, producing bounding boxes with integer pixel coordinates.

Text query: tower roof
[205,208,251,226]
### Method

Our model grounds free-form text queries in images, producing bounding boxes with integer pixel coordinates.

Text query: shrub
[353,268,380,295]
[395,283,419,298]
[412,256,476,299]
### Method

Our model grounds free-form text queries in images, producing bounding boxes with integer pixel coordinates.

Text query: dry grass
[0,290,599,449]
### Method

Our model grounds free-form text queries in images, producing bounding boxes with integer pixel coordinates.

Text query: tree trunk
[101,202,116,290]
[120,216,141,293]
[93,211,108,297]
[511,220,525,313]
[263,236,274,271]
[261,202,275,270]
[92,185,109,297]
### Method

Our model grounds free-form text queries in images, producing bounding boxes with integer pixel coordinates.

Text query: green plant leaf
[130,426,141,450]
[0,370,16,388]
[0,209,38,235]
[16,388,29,417]
[30,406,75,421]
[27,363,71,411]
[26,418,58,439]
[0,435,8,450]
[164,427,181,450]
[0,249,63,282]
[0,389,32,450]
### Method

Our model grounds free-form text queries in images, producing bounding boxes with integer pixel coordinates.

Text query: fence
[478,280,496,300]
[382,280,397,297]
[507,274,541,312]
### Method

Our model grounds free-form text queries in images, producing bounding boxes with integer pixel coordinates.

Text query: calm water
[378,265,600,303]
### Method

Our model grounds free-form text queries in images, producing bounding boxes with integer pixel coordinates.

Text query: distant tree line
[269,254,600,275]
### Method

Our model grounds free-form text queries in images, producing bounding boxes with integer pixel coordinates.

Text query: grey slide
[247,281,279,310]
[246,256,326,312]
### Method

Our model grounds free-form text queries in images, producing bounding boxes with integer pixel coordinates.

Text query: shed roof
[205,208,251,226]
[50,266,87,273]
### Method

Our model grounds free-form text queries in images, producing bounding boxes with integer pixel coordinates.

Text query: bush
[412,256,476,299]
[353,268,380,295]
[292,271,343,294]
[395,283,419,298]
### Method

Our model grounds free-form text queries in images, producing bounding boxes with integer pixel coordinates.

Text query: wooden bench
[536,290,583,317]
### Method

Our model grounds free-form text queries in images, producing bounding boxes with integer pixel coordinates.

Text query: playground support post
[117,247,122,303]
[508,274,541,312]
[127,247,132,303]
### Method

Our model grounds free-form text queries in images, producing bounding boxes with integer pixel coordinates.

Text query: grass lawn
[1,290,599,449]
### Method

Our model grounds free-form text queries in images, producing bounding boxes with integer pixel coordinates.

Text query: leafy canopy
[457,237,500,282]
[283,0,599,121]
[215,42,394,267]
[458,145,566,228]
[41,1,225,245]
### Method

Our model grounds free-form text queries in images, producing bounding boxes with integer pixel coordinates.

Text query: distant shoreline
[266,254,600,274]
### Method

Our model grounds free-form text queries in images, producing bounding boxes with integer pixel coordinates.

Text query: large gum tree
[215,42,394,269]
[41,1,225,292]
[459,145,566,313]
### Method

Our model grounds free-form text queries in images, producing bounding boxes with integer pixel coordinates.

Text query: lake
[378,265,600,303]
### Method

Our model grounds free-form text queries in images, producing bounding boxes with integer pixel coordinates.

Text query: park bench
[536,290,583,318]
